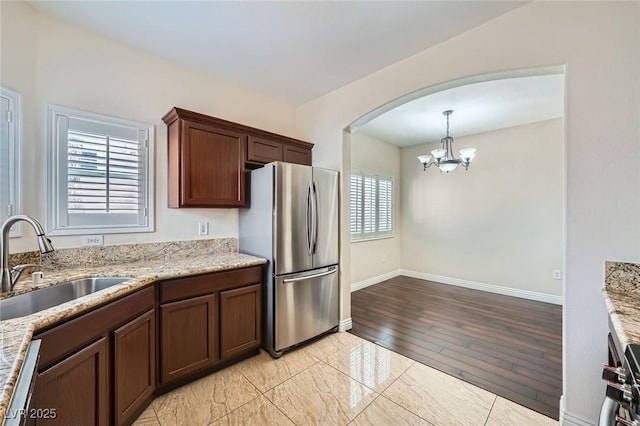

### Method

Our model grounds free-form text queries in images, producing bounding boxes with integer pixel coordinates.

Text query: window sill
[351,235,394,243]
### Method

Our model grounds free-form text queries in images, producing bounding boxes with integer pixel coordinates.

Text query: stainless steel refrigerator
[239,162,339,358]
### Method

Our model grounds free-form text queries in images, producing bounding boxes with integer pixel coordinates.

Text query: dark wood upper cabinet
[163,109,246,208]
[283,144,312,166]
[247,135,283,164]
[163,107,313,208]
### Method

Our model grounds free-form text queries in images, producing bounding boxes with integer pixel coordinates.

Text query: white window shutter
[350,174,363,235]
[47,105,154,235]
[350,170,393,240]
[378,177,392,234]
[363,175,377,234]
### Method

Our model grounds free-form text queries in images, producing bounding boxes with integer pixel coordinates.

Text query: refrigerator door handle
[282,268,337,283]
[310,181,318,254]
[306,181,313,256]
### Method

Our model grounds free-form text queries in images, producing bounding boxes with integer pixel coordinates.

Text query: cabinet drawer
[247,136,283,164]
[35,286,155,370]
[160,266,262,303]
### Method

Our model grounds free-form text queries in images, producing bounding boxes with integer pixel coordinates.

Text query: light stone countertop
[603,261,640,351]
[0,251,267,422]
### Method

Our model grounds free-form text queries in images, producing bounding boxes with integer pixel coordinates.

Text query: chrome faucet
[0,215,54,293]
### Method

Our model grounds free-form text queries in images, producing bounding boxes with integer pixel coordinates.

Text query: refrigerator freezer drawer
[275,266,339,352]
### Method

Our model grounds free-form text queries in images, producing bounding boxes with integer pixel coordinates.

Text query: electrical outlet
[81,235,104,246]
[552,269,562,280]
[198,222,209,236]
[381,254,386,263]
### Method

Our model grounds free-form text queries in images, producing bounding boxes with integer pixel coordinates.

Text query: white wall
[401,119,563,298]
[350,131,401,285]
[0,1,297,252]
[296,2,640,423]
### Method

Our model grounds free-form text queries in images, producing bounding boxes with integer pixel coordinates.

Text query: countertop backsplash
[9,237,238,271]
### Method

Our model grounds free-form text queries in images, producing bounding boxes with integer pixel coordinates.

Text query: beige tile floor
[134,332,558,426]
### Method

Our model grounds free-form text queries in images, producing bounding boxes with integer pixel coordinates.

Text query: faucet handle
[10,263,41,285]
[12,263,40,271]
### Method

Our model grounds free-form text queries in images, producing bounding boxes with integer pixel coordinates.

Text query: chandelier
[417,110,476,173]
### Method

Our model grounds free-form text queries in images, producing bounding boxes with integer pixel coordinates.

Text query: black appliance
[600,343,640,426]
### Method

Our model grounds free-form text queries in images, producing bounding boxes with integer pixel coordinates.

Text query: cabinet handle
[282,268,336,283]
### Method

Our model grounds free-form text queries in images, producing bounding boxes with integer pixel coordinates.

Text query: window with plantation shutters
[47,105,154,235]
[350,170,393,241]
[0,87,21,236]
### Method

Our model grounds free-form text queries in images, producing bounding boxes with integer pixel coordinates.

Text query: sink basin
[0,277,132,321]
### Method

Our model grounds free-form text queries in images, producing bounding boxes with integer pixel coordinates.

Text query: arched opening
[343,66,565,419]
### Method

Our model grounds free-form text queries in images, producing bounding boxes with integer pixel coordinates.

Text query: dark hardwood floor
[349,276,562,420]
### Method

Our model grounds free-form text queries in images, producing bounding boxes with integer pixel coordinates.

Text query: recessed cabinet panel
[284,144,312,166]
[160,294,218,384]
[220,284,261,360]
[114,309,156,425]
[181,121,245,207]
[31,338,109,426]
[247,136,283,164]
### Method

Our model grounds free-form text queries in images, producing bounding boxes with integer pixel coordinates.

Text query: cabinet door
[181,120,246,207]
[220,284,261,360]
[283,144,312,166]
[160,294,218,384]
[247,136,283,164]
[30,337,108,426]
[114,309,156,425]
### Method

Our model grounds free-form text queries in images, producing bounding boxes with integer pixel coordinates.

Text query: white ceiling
[359,74,565,147]
[27,0,526,106]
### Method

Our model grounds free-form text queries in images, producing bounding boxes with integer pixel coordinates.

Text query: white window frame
[0,86,22,237]
[350,169,394,242]
[46,104,155,235]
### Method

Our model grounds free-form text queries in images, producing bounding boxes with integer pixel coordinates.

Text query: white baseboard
[398,269,564,305]
[560,395,596,426]
[351,270,401,292]
[338,318,352,332]
[352,269,563,305]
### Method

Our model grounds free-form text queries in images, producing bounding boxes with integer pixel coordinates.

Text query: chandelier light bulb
[431,149,446,160]
[439,162,458,172]
[459,148,476,162]
[417,154,432,165]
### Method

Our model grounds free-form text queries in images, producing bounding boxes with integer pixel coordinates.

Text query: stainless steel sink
[0,277,132,321]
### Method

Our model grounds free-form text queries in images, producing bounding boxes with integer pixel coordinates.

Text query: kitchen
[1,1,640,425]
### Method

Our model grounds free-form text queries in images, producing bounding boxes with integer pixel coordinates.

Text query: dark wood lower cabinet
[160,294,218,385]
[114,309,156,425]
[220,284,261,360]
[25,265,262,425]
[30,337,108,426]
